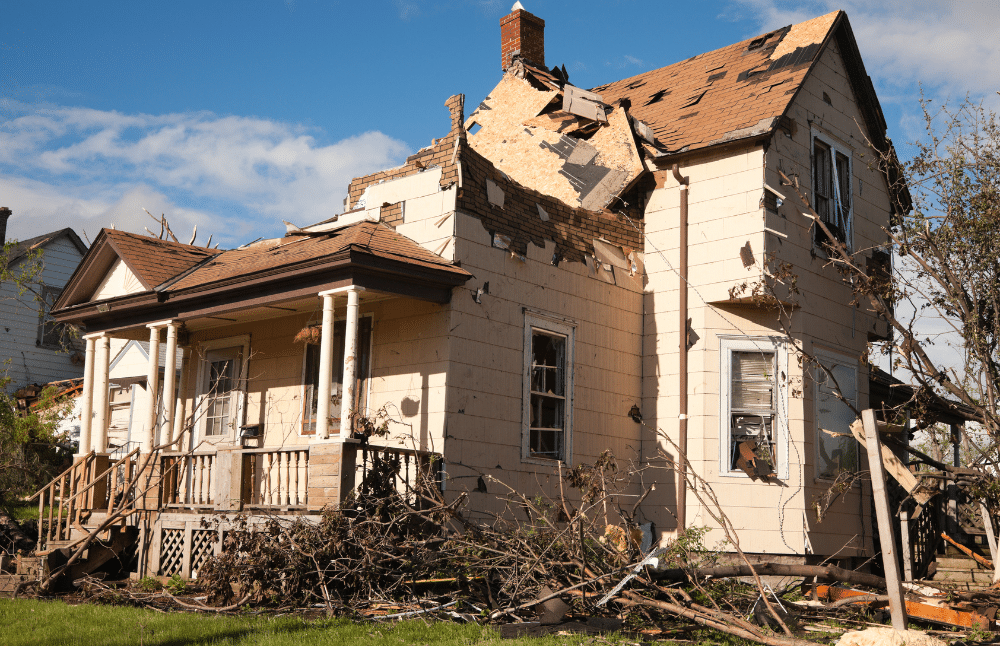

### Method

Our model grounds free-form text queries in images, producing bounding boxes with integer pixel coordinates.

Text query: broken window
[815,351,858,480]
[721,337,785,479]
[812,134,853,250]
[36,285,65,350]
[523,313,575,462]
[302,317,373,435]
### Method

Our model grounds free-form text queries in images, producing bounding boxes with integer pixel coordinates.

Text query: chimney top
[0,207,10,247]
[500,4,545,71]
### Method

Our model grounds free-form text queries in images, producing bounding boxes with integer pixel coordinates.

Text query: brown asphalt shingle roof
[103,230,219,290]
[167,220,468,291]
[591,11,840,155]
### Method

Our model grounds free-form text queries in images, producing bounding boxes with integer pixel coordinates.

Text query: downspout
[672,163,690,532]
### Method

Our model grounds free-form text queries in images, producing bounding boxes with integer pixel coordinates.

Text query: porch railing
[242,447,309,508]
[29,447,141,553]
[356,444,442,508]
[160,452,215,508]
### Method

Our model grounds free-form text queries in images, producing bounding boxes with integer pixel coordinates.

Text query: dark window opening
[36,286,65,350]
[528,329,567,460]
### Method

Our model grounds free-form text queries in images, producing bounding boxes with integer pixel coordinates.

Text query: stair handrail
[28,450,96,502]
[58,447,141,511]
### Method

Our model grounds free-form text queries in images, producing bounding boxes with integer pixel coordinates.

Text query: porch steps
[928,544,995,590]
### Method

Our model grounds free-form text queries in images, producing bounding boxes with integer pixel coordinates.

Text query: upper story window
[36,285,65,350]
[720,336,787,480]
[523,312,575,463]
[813,133,853,251]
[301,317,373,435]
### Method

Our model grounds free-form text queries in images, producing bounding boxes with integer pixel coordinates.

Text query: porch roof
[52,221,471,334]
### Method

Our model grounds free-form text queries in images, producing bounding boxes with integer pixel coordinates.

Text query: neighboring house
[0,208,88,391]
[50,8,909,577]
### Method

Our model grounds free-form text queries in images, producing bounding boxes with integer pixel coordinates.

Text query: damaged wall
[762,32,894,557]
[442,208,644,519]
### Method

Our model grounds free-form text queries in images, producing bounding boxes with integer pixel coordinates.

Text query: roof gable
[3,228,87,267]
[92,258,146,301]
[55,229,220,309]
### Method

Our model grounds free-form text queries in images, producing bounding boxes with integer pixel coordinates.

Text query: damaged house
[45,6,907,577]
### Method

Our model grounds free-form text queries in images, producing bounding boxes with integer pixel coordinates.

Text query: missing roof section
[466,73,645,213]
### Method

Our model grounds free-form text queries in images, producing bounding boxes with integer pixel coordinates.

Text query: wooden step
[932,569,994,585]
[937,556,991,570]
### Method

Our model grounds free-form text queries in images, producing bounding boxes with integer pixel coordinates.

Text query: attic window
[645,89,669,106]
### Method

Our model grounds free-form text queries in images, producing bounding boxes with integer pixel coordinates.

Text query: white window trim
[522,310,576,465]
[193,335,250,445]
[813,347,859,483]
[298,313,375,438]
[718,335,789,480]
[811,128,855,253]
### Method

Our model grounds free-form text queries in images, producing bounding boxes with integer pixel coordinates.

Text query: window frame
[813,347,859,482]
[36,285,65,350]
[522,311,576,465]
[718,336,789,480]
[811,129,854,252]
[193,335,250,445]
[298,313,374,437]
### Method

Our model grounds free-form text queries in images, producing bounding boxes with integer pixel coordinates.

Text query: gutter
[672,163,690,533]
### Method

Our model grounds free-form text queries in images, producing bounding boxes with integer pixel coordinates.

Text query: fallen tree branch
[619,591,817,646]
[652,562,887,590]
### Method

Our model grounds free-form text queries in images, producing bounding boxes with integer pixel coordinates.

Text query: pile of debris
[19,445,993,646]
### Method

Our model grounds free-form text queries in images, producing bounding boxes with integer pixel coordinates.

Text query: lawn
[0,599,619,646]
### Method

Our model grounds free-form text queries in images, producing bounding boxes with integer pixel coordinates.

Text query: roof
[168,220,468,291]
[3,228,88,266]
[53,220,471,330]
[102,229,219,289]
[593,12,841,157]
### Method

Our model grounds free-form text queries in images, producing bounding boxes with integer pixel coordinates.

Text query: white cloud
[0,104,410,246]
[725,1,1000,103]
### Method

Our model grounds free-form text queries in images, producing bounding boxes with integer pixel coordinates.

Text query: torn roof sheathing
[465,75,645,213]
[593,11,841,156]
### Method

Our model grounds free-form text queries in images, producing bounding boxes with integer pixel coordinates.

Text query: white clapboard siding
[0,235,86,390]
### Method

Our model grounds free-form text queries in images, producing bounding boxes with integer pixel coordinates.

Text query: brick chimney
[0,207,10,246]
[500,2,545,71]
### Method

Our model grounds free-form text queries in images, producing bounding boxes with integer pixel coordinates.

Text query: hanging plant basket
[293,325,322,344]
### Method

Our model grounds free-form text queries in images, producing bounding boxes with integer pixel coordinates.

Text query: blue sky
[2,0,997,248]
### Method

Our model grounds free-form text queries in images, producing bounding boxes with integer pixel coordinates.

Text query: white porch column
[339,286,363,439]
[160,322,179,447]
[92,335,111,453]
[315,292,336,440]
[143,324,162,451]
[171,345,191,448]
[77,334,99,456]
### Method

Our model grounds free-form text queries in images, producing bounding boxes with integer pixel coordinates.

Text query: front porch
[31,440,441,579]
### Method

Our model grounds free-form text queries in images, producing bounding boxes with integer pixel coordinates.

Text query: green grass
[3,502,65,522]
[0,599,621,646]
